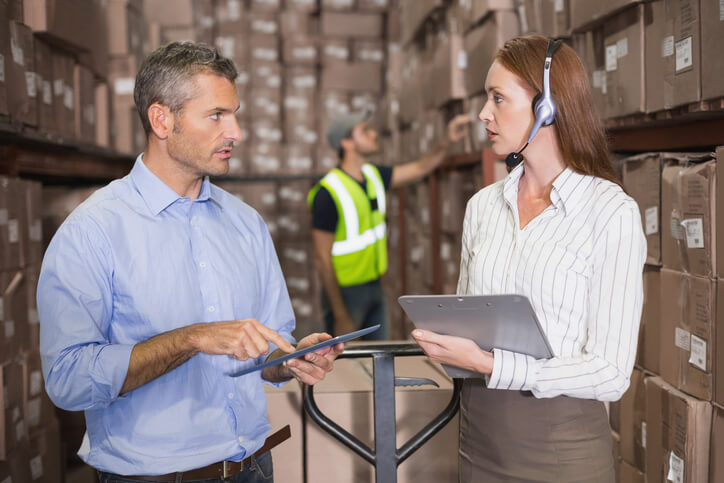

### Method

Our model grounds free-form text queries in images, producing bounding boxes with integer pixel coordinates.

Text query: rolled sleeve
[486,349,541,391]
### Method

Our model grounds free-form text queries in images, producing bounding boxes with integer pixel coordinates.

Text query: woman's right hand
[412,329,494,375]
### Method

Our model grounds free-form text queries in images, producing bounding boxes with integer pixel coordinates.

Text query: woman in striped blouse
[412,35,646,482]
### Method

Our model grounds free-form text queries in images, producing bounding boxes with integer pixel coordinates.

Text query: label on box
[0,54,4,82]
[29,456,43,480]
[288,156,312,169]
[84,104,95,125]
[441,242,451,260]
[30,219,42,242]
[228,157,242,172]
[216,37,234,59]
[252,20,276,35]
[681,218,704,248]
[601,73,607,94]
[8,219,19,243]
[29,308,39,324]
[0,208,6,225]
[11,37,24,66]
[641,421,647,449]
[616,38,628,58]
[30,370,42,396]
[359,49,383,63]
[593,71,603,89]
[670,215,684,240]
[689,334,707,370]
[293,75,315,89]
[605,45,618,71]
[0,299,4,320]
[25,72,37,98]
[15,420,24,441]
[292,47,316,60]
[458,51,468,70]
[228,0,242,21]
[518,6,529,33]
[325,45,349,59]
[555,0,564,12]
[253,48,277,61]
[720,0,724,20]
[675,36,693,72]
[4,320,15,338]
[675,327,691,351]
[662,36,675,57]
[53,79,64,96]
[64,86,74,110]
[644,207,658,235]
[28,398,41,426]
[42,80,52,105]
[667,452,684,483]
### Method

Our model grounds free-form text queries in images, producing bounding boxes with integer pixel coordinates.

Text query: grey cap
[326,109,372,151]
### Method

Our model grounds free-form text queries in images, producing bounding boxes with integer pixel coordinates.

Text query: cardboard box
[277,181,312,214]
[321,62,383,93]
[23,351,56,434]
[33,37,54,134]
[471,0,515,25]
[638,266,660,374]
[216,181,278,216]
[19,179,43,268]
[716,277,724,407]
[572,30,607,118]
[249,11,279,36]
[50,47,75,141]
[250,34,280,63]
[622,153,663,266]
[305,356,459,483]
[352,39,385,64]
[28,421,62,482]
[107,0,146,58]
[263,381,303,483]
[644,0,701,113]
[440,233,462,294]
[645,376,711,483]
[249,0,280,11]
[1,360,27,459]
[282,145,314,176]
[280,9,314,37]
[24,264,40,350]
[661,155,717,277]
[0,1,9,115]
[248,142,283,175]
[602,4,646,118]
[143,0,194,26]
[0,270,30,364]
[358,0,389,11]
[424,33,466,108]
[659,269,715,401]
[286,0,317,11]
[701,0,724,101]
[282,36,318,65]
[711,405,724,483]
[215,33,249,67]
[321,38,350,65]
[513,0,543,34]
[284,118,318,146]
[73,63,95,144]
[320,11,384,38]
[0,442,33,481]
[7,21,37,126]
[250,61,281,89]
[569,0,641,32]
[400,0,443,44]
[249,87,281,120]
[620,460,645,483]
[250,119,282,146]
[463,11,520,96]
[95,81,110,148]
[0,176,20,270]
[540,0,570,37]
[619,368,646,471]
[321,0,355,9]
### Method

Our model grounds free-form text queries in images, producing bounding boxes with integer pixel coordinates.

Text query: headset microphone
[505,38,563,169]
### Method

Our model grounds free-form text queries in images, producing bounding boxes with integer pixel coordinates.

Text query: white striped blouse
[458,164,646,401]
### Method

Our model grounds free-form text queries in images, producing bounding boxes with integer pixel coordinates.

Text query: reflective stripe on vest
[322,170,387,256]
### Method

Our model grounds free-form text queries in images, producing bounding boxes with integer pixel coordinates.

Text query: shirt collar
[502,164,589,216]
[130,154,217,216]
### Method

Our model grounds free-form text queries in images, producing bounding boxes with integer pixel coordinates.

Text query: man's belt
[119,425,291,481]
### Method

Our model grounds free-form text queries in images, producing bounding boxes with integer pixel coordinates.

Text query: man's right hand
[188,319,296,361]
[333,314,358,337]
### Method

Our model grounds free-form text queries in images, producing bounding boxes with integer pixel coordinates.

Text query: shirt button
[190,219,195,226]
[199,261,207,268]
[238,436,244,443]
[228,393,234,399]
[208,306,216,312]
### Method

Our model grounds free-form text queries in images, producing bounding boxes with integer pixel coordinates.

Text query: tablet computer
[398,295,553,378]
[230,324,380,377]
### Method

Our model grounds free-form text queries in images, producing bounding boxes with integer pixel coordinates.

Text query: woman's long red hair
[495,35,621,187]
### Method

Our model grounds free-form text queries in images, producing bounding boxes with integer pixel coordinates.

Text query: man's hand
[189,319,296,361]
[447,113,472,144]
[280,333,344,385]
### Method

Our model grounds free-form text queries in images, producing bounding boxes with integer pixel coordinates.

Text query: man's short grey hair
[134,41,238,133]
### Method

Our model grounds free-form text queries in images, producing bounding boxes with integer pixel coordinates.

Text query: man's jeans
[98,451,273,483]
[321,278,389,340]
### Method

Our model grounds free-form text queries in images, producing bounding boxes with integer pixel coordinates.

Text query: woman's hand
[412,329,494,375]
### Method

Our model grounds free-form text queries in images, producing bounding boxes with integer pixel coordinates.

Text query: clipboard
[398,295,553,378]
[230,324,380,377]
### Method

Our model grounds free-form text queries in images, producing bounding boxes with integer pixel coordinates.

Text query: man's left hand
[281,333,344,385]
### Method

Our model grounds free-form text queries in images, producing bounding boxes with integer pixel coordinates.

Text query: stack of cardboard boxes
[614,146,724,482]
[0,176,63,481]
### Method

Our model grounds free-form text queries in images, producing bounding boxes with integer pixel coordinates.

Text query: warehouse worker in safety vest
[309,110,471,340]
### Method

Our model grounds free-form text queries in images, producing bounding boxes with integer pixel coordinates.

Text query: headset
[505,38,563,169]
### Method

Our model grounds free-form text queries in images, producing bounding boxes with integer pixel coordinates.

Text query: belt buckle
[223,461,230,478]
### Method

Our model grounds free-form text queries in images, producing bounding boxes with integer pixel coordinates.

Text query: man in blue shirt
[37,42,342,481]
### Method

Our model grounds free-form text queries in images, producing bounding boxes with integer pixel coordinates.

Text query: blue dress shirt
[38,155,296,475]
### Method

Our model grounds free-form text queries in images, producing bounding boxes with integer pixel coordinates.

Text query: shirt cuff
[486,348,538,391]
[90,343,134,404]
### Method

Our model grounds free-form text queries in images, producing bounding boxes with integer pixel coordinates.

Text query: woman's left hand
[411,329,494,375]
